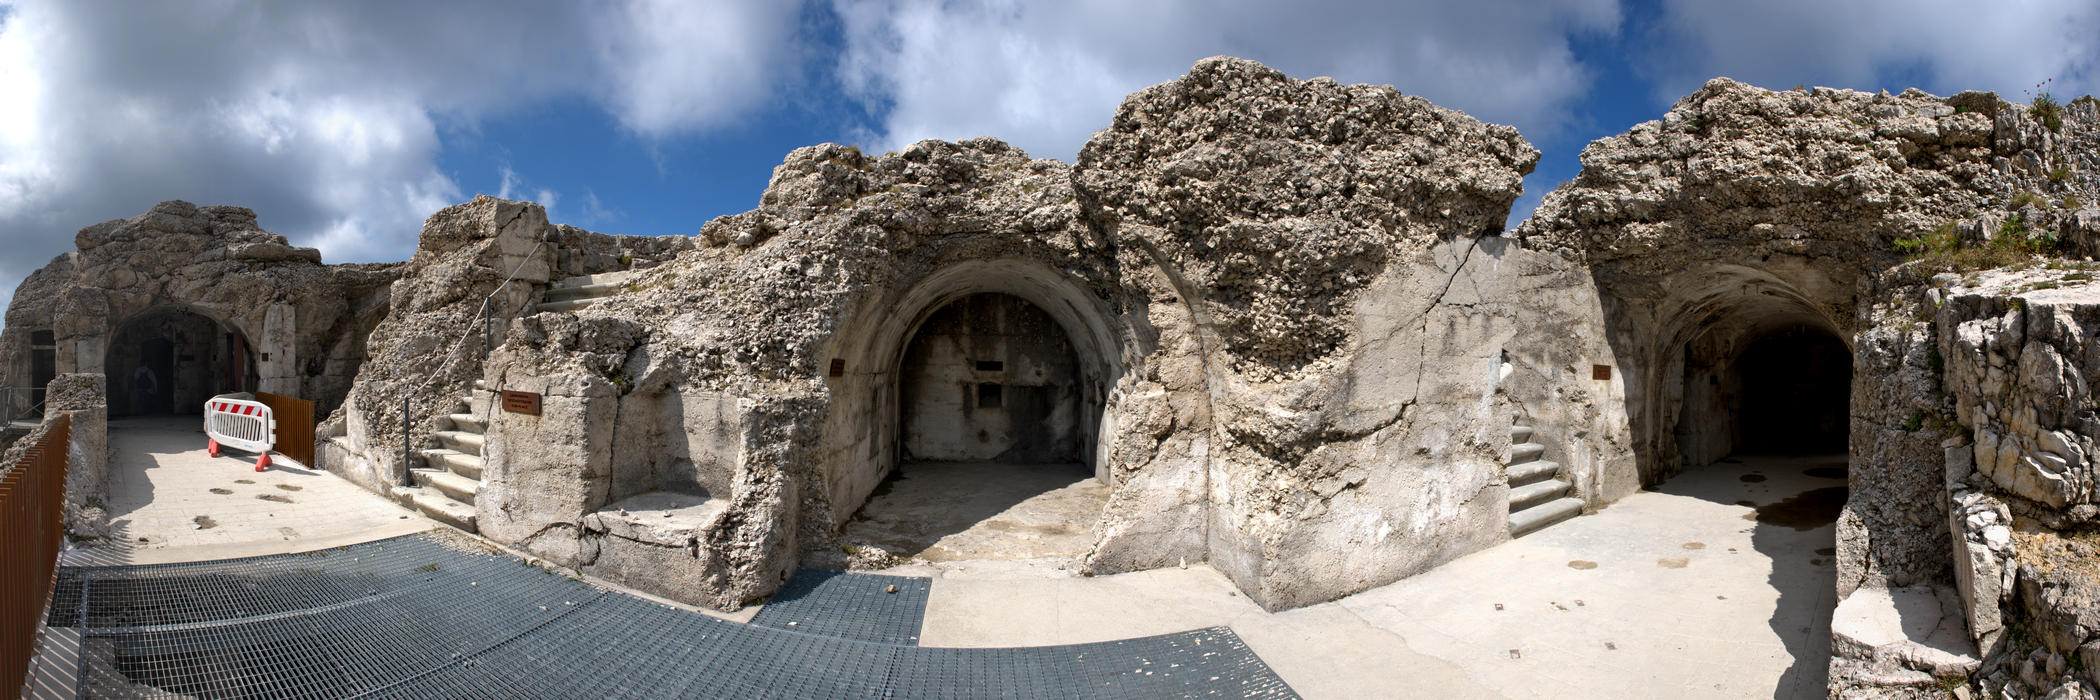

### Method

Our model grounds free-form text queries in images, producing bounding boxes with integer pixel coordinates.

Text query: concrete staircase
[392,387,488,533]
[539,271,635,313]
[1507,423,1582,537]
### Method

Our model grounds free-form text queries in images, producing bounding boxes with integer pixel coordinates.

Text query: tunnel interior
[899,292,1083,466]
[106,307,256,417]
[1735,329,1851,454]
[838,289,1110,562]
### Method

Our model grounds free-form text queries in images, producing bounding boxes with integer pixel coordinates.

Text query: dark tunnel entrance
[106,307,257,418]
[1735,328,1852,455]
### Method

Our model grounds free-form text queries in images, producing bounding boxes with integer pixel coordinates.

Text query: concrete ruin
[9,56,2100,697]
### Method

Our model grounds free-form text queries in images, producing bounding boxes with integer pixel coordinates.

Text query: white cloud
[1647,0,2100,102]
[833,0,1621,159]
[0,0,809,325]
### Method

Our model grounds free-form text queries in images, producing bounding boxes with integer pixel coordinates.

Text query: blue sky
[1,0,2096,318]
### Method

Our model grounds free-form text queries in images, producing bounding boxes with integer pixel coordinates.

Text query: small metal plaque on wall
[500,390,542,416]
[1592,365,1612,381]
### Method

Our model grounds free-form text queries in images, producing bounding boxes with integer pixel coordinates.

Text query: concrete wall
[900,293,1082,464]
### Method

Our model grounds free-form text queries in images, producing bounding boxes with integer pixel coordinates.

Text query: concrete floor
[840,460,1108,563]
[900,453,1845,699]
[86,415,438,566]
[36,423,1844,699]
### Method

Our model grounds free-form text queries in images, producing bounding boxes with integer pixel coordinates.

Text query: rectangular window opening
[977,382,1003,409]
[975,360,1004,373]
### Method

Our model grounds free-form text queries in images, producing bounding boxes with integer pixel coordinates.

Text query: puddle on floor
[257,494,294,503]
[276,484,303,492]
[193,515,218,530]
[1657,557,1689,569]
[1568,560,1598,570]
[1748,486,1848,531]
[1682,542,1706,550]
[1739,474,1768,483]
[209,488,233,495]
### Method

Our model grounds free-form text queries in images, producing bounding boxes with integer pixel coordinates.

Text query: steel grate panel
[54,533,1298,699]
[749,568,932,645]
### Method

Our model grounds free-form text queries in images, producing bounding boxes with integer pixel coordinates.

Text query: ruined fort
[8,57,2100,697]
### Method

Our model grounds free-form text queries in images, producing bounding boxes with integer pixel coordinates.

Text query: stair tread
[412,468,479,503]
[550,271,636,290]
[543,280,629,302]
[396,487,476,532]
[446,413,485,434]
[1508,460,1560,485]
[419,448,485,479]
[1509,497,1584,537]
[434,430,484,453]
[538,298,598,313]
[1510,425,1534,442]
[1510,479,1573,510]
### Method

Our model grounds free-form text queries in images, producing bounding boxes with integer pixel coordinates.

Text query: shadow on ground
[1657,453,1847,700]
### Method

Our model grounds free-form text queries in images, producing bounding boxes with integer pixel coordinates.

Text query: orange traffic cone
[207,439,220,457]
[255,454,270,472]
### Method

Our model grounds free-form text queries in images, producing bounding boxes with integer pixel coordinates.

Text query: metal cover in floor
[49,533,1298,699]
[750,569,931,644]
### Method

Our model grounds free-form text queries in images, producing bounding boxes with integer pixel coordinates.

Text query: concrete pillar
[258,303,298,396]
[46,373,109,539]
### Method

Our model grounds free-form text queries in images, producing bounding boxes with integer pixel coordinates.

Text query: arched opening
[106,307,257,418]
[824,261,1123,564]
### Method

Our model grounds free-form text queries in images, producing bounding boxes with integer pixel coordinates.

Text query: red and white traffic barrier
[204,395,275,471]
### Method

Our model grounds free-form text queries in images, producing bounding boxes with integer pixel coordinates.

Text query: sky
[0,0,2096,321]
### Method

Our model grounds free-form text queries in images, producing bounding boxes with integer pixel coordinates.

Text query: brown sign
[1591,365,1613,381]
[500,390,542,416]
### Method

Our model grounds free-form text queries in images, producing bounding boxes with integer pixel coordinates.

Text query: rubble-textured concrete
[11,56,2100,698]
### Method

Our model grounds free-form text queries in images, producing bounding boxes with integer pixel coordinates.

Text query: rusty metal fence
[255,392,315,468]
[1,412,71,700]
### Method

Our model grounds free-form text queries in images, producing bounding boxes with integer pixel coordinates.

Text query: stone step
[1508,460,1561,486]
[435,430,484,455]
[394,486,477,532]
[537,297,600,314]
[1509,442,1546,464]
[1511,425,1533,443]
[549,270,635,291]
[420,448,484,480]
[411,468,479,504]
[1510,478,1573,511]
[1509,497,1584,538]
[446,413,485,435]
[543,280,628,302]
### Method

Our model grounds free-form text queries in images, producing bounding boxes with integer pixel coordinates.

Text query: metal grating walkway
[46,533,1299,699]
[750,569,932,645]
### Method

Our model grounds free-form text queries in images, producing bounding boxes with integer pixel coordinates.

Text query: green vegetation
[1903,412,1925,432]
[2030,92,2064,133]
[2066,194,2084,209]
[1894,215,2068,272]
[2049,166,2073,182]
[2011,190,2047,209]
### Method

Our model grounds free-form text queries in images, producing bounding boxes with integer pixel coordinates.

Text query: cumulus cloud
[1646,0,2100,102]
[833,0,1622,159]
[0,0,809,322]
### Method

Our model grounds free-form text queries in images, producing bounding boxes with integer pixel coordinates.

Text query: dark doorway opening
[1735,327,1852,455]
[28,329,56,418]
[106,307,257,418]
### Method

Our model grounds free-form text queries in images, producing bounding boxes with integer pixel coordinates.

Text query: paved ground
[841,460,1108,563]
[88,416,437,565]
[33,425,1843,699]
[900,454,1844,699]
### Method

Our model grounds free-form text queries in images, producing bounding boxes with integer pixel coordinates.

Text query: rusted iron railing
[1,412,71,699]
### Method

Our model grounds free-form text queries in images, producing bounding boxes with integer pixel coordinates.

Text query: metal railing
[1,412,71,697]
[0,386,44,429]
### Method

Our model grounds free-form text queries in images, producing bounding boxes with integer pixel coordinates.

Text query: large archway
[1647,266,1853,692]
[106,306,257,418]
[821,260,1126,563]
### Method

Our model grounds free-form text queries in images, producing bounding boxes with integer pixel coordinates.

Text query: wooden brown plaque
[1591,365,1612,381]
[500,390,542,416]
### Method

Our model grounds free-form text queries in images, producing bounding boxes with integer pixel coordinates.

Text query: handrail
[397,234,545,484]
